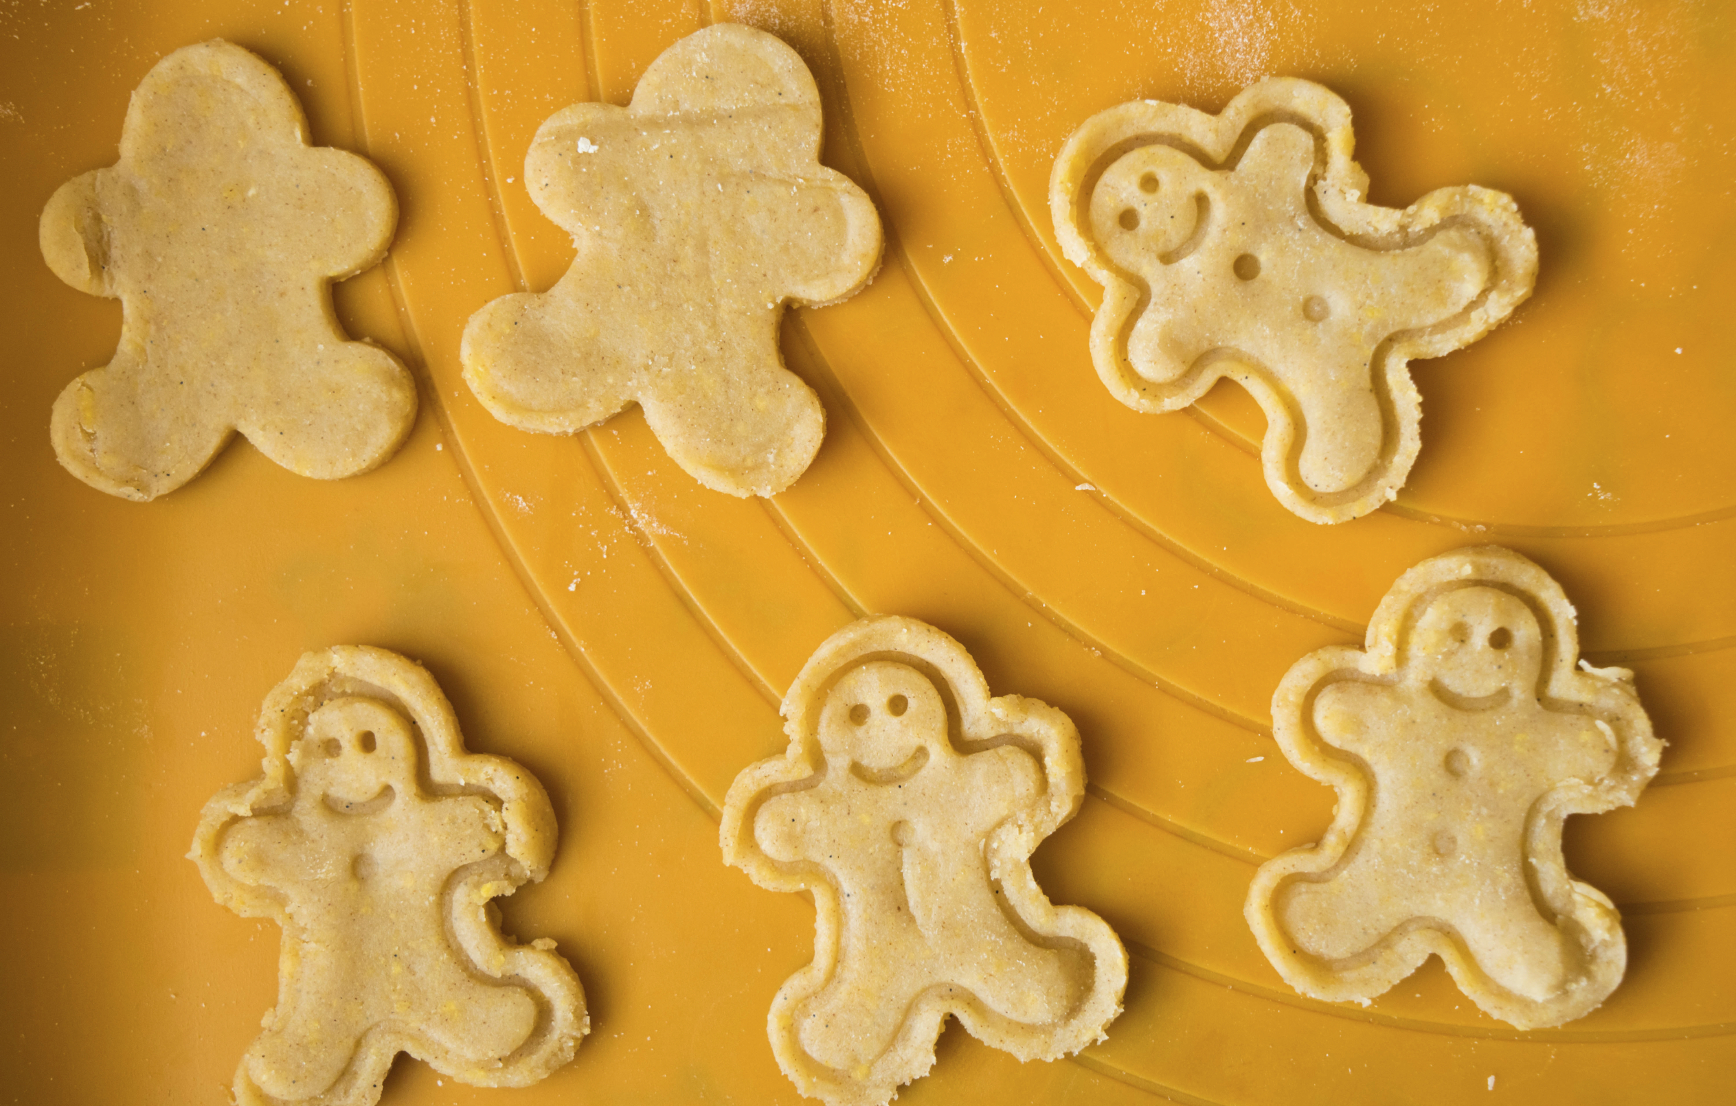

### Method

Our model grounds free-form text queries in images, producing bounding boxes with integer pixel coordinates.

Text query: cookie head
[1405,586,1544,702]
[1091,144,1217,275]
[816,661,946,773]
[292,696,418,807]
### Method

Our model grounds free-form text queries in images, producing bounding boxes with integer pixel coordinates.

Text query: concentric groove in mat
[332,0,1736,1098]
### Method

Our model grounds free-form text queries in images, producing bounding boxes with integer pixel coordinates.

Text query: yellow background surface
[1,1,1731,1102]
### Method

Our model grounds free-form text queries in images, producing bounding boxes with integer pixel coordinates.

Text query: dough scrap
[40,39,415,502]
[1050,78,1538,523]
[1246,547,1663,1028]
[461,23,882,498]
[721,617,1127,1106]
[190,647,587,1106]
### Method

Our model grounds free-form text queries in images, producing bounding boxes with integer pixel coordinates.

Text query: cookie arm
[728,170,881,308]
[40,170,115,297]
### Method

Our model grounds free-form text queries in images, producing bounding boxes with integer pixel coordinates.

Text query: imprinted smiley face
[1406,587,1544,704]
[817,662,946,776]
[1090,145,1216,266]
[292,697,419,809]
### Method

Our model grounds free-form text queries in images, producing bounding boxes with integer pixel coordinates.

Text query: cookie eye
[357,730,376,753]
[322,738,342,757]
[1488,627,1513,650]
[886,694,908,717]
[1233,253,1261,281]
[1449,620,1471,645]
[849,703,870,725]
[1138,172,1159,194]
[1118,208,1140,230]
[1303,295,1330,321]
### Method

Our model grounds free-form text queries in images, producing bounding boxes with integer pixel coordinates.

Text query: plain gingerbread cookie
[461,23,882,498]
[1246,547,1662,1028]
[190,646,587,1106]
[721,617,1127,1106]
[40,40,415,501]
[1050,78,1537,523]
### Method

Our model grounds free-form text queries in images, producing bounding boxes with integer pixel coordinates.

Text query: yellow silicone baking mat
[3,1,1731,1102]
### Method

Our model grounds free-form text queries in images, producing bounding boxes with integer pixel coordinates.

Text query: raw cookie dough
[1050,78,1537,523]
[190,647,586,1106]
[721,617,1127,1106]
[39,40,415,502]
[1246,547,1662,1028]
[461,23,882,498]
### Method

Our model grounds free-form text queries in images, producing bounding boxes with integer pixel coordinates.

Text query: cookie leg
[417,962,541,1071]
[50,353,233,501]
[243,990,368,1102]
[796,957,937,1073]
[241,339,416,480]
[1453,877,1575,1002]
[1272,858,1415,965]
[1291,373,1386,495]
[638,321,824,497]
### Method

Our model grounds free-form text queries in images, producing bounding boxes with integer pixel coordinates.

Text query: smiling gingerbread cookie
[190,647,586,1106]
[1246,547,1662,1028]
[1051,79,1538,523]
[461,24,882,497]
[721,617,1126,1106]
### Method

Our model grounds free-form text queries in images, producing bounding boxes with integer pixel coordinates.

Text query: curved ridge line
[938,0,1088,318]
[1086,784,1266,866]
[581,434,786,708]
[1586,633,1736,665]
[940,6,1736,539]
[575,0,602,104]
[1123,938,1736,1042]
[353,0,717,819]
[1382,498,1736,541]
[760,496,870,621]
[456,0,525,293]
[883,218,1362,636]
[785,312,1269,738]
[459,2,785,718]
[1622,892,1736,915]
[1653,762,1736,786]
[1066,1053,1230,1106]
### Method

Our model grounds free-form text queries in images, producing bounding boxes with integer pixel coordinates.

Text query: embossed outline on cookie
[1245,548,1662,1028]
[190,647,587,1105]
[1050,79,1538,524]
[720,617,1127,1106]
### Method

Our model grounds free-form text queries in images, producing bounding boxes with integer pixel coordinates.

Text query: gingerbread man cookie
[721,617,1126,1106]
[1051,79,1538,523]
[461,23,882,498]
[40,40,415,502]
[1246,548,1662,1028]
[190,647,586,1106]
